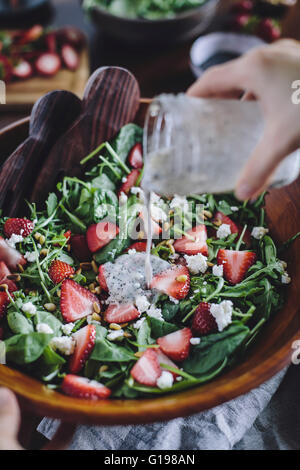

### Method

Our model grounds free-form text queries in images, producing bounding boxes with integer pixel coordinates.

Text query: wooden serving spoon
[30,66,141,204]
[0,90,82,216]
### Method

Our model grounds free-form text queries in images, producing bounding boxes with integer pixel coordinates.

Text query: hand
[187,39,300,200]
[0,387,76,450]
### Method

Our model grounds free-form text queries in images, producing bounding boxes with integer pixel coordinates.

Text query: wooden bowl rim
[0,109,298,425]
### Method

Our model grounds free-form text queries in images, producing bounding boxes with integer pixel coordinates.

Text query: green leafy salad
[83,0,208,20]
[0,122,297,400]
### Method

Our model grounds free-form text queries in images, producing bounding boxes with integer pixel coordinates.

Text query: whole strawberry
[231,1,253,15]
[4,218,34,238]
[192,302,217,336]
[48,260,75,285]
[231,13,251,31]
[256,18,281,42]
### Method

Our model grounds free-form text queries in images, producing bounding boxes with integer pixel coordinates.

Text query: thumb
[0,388,22,450]
[235,124,298,200]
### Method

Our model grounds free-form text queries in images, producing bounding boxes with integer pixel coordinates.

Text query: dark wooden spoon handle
[31,66,140,204]
[0,91,82,216]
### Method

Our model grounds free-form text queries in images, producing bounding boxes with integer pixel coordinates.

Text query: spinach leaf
[35,311,62,336]
[5,333,51,364]
[111,123,143,163]
[90,325,135,362]
[7,312,34,335]
[161,302,180,322]
[91,174,116,192]
[93,236,131,264]
[136,319,154,351]
[148,317,179,339]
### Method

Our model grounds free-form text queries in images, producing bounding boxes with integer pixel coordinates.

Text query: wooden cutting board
[4,48,89,106]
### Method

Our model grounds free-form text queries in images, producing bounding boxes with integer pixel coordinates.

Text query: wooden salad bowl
[0,75,300,425]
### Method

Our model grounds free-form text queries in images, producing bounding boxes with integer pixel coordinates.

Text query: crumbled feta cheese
[281,272,291,284]
[107,329,124,341]
[184,253,207,274]
[130,187,144,201]
[156,371,174,389]
[279,260,288,271]
[135,295,150,314]
[119,192,128,204]
[216,224,231,239]
[128,249,137,255]
[176,376,183,382]
[121,176,127,183]
[24,251,38,263]
[210,300,233,332]
[147,305,163,321]
[169,296,179,304]
[61,323,75,335]
[203,281,207,285]
[190,337,201,345]
[50,336,75,355]
[22,302,37,315]
[170,195,189,212]
[151,204,167,222]
[212,265,223,277]
[6,233,24,249]
[169,253,180,260]
[133,317,146,329]
[36,323,54,334]
[230,206,239,212]
[251,226,269,240]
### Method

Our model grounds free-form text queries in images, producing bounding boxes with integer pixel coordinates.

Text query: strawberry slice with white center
[70,234,91,261]
[139,210,162,236]
[150,265,190,300]
[60,279,100,322]
[104,303,140,324]
[61,44,79,71]
[155,348,179,378]
[157,327,192,362]
[214,212,251,247]
[69,324,96,373]
[118,169,141,196]
[12,60,33,79]
[0,236,26,271]
[62,374,111,400]
[0,261,17,292]
[130,348,162,386]
[174,225,208,256]
[86,222,119,253]
[35,52,61,77]
[97,265,108,291]
[128,143,143,169]
[217,249,257,285]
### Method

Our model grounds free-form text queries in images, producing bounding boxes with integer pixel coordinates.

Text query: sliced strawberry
[157,328,192,362]
[126,241,147,253]
[35,52,61,77]
[62,374,111,400]
[0,54,12,83]
[118,169,141,196]
[63,230,72,241]
[69,324,96,373]
[174,225,208,256]
[104,303,139,324]
[217,249,256,285]
[0,291,10,318]
[18,25,43,45]
[4,218,34,238]
[139,211,162,236]
[70,234,91,261]
[61,44,79,71]
[192,302,217,336]
[150,265,190,300]
[155,349,179,378]
[214,212,251,247]
[60,279,100,323]
[130,348,161,386]
[48,260,75,285]
[86,222,119,253]
[97,265,108,291]
[0,261,17,293]
[128,143,143,169]
[12,60,33,80]
[0,237,26,271]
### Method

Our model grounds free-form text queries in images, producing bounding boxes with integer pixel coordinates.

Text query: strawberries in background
[61,44,79,71]
[12,60,33,79]
[256,18,281,42]
[35,52,61,77]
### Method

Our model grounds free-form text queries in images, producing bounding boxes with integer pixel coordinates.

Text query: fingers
[0,388,22,450]
[42,422,77,450]
[187,57,247,98]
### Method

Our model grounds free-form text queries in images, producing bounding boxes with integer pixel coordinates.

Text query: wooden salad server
[30,66,141,204]
[0,90,82,216]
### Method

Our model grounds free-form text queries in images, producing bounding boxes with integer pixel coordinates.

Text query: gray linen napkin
[37,368,288,450]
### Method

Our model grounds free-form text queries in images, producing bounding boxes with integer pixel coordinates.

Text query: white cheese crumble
[156,371,174,389]
[61,323,75,335]
[128,248,137,255]
[147,305,163,321]
[251,226,269,240]
[107,329,124,341]
[210,300,233,332]
[230,206,239,212]
[176,376,183,382]
[119,192,128,204]
[216,224,231,239]
[170,195,189,212]
[212,265,223,277]
[50,336,75,355]
[151,204,167,222]
[121,176,127,183]
[281,272,291,284]
[22,302,37,315]
[190,337,201,345]
[6,233,24,249]
[279,260,287,271]
[130,187,144,201]
[133,317,146,329]
[24,251,38,263]
[169,296,179,304]
[36,323,54,334]
[135,295,150,314]
[184,253,207,275]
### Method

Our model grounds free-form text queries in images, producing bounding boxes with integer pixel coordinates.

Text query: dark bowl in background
[83,0,220,46]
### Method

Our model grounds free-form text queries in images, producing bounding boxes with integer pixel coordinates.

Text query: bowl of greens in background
[82,0,220,46]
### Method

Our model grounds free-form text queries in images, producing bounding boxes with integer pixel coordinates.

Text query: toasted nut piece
[44,303,56,312]
[29,290,37,296]
[7,274,21,282]
[163,222,170,231]
[34,232,42,241]
[0,284,8,291]
[56,289,61,298]
[214,220,222,227]
[80,262,92,271]
[176,275,188,282]
[91,260,98,274]
[39,235,46,245]
[93,302,101,314]
[120,323,128,328]
[99,365,108,373]
[203,210,213,219]
[207,262,214,267]
[89,283,95,291]
[123,332,132,338]
[169,209,174,216]
[75,268,82,276]
[134,351,143,358]
[109,323,121,330]
[166,239,174,245]
[17,264,24,273]
[92,312,101,322]
[40,248,49,257]
[138,231,145,240]
[94,286,102,295]
[67,244,71,252]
